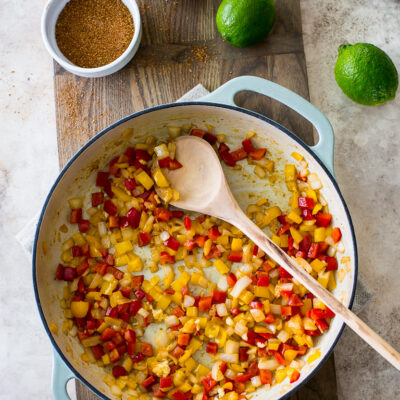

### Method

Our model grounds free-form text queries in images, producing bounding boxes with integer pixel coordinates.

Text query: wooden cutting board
[53,1,338,399]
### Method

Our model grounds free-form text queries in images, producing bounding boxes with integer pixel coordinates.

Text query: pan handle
[201,76,335,175]
[52,350,75,400]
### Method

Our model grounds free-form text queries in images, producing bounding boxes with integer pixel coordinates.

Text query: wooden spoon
[165,135,400,371]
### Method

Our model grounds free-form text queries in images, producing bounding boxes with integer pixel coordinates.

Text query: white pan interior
[34,104,356,399]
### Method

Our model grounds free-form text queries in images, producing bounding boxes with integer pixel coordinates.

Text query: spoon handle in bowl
[227,206,400,371]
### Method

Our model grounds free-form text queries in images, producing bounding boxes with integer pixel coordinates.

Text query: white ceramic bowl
[41,0,142,78]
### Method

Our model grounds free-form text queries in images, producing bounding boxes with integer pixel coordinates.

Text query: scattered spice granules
[55,0,134,68]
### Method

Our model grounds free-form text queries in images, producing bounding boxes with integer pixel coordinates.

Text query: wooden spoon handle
[229,206,400,371]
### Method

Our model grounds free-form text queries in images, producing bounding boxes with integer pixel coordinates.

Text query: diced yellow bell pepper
[112,185,131,202]
[312,203,322,215]
[268,339,280,351]
[102,353,111,365]
[299,223,316,232]
[71,301,89,318]
[191,384,202,394]
[300,298,312,315]
[267,206,282,220]
[307,350,321,364]
[86,291,102,301]
[186,306,198,317]
[184,357,197,372]
[157,295,171,311]
[136,170,154,190]
[122,356,133,373]
[172,292,182,305]
[231,238,243,252]
[275,368,287,383]
[115,254,129,267]
[194,364,210,377]
[313,297,326,310]
[314,227,326,242]
[239,290,254,304]
[171,271,190,292]
[290,227,303,244]
[110,291,124,308]
[100,280,118,295]
[214,259,229,275]
[271,235,281,246]
[291,151,303,161]
[285,164,296,180]
[254,286,270,298]
[188,337,202,352]
[205,324,220,338]
[294,334,306,346]
[217,235,229,246]
[217,328,227,348]
[328,271,337,291]
[179,349,193,365]
[181,320,196,334]
[114,240,133,256]
[317,271,330,288]
[196,317,207,329]
[284,349,298,362]
[280,234,289,248]
[72,233,86,246]
[288,211,303,224]
[224,391,239,400]
[153,169,169,188]
[290,192,299,209]
[127,254,143,272]
[310,259,325,273]
[306,189,317,203]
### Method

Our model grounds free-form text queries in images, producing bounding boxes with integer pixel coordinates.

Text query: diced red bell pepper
[120,286,132,298]
[96,171,109,186]
[129,300,142,316]
[164,236,180,251]
[112,365,127,377]
[91,192,104,207]
[318,242,329,254]
[316,213,332,228]
[109,156,120,175]
[183,216,192,230]
[112,332,124,346]
[153,389,166,398]
[249,148,266,160]
[131,275,144,289]
[158,156,171,168]
[124,329,136,343]
[177,333,191,347]
[108,215,119,229]
[101,328,116,341]
[131,352,145,363]
[171,345,185,359]
[168,159,183,170]
[242,139,255,153]
[307,243,319,259]
[226,272,237,287]
[218,142,230,154]
[70,208,82,224]
[198,296,213,312]
[290,370,300,383]
[288,293,304,307]
[160,376,172,389]
[142,376,156,388]
[208,225,221,240]
[78,219,90,233]
[279,267,292,279]
[105,306,118,318]
[206,342,218,355]
[160,251,175,265]
[172,306,185,317]
[193,234,206,247]
[307,308,325,320]
[63,267,76,281]
[278,214,288,224]
[246,361,259,377]
[135,289,146,300]
[277,223,290,236]
[228,251,243,262]
[250,301,263,310]
[183,239,196,251]
[104,200,117,216]
[138,232,151,247]
[135,149,150,162]
[102,339,116,353]
[234,374,252,383]
[298,197,315,209]
[190,128,205,138]
[203,132,217,145]
[326,257,338,271]
[154,207,172,222]
[332,227,342,242]
[126,207,140,228]
[202,376,217,393]
[172,390,188,400]
[281,305,292,317]
[55,264,64,280]
[315,318,329,331]
[71,245,82,258]
[302,208,315,220]
[230,147,248,161]
[324,307,335,318]
[104,182,114,198]
[122,179,135,192]
[274,351,289,365]
[106,266,124,280]
[91,345,104,360]
[260,369,272,385]
[141,342,153,356]
[264,312,275,324]
[220,150,236,167]
[257,276,270,287]
[239,347,249,362]
[212,291,227,303]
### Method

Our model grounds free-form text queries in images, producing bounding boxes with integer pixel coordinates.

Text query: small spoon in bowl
[164,135,400,371]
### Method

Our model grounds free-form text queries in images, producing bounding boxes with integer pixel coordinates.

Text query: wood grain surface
[53,0,337,399]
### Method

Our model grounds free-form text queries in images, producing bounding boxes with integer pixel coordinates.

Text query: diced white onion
[225,340,239,354]
[277,330,290,343]
[251,376,262,387]
[280,283,294,292]
[327,245,336,257]
[239,263,253,274]
[231,276,252,298]
[250,309,265,323]
[211,361,224,381]
[216,303,228,317]
[160,231,170,241]
[218,276,229,292]
[98,222,107,237]
[336,241,345,253]
[270,304,282,315]
[269,268,280,279]
[218,353,238,363]
[154,330,170,348]
[154,144,170,159]
[68,197,82,209]
[234,322,248,337]
[183,295,195,307]
[225,369,236,379]
[138,308,149,318]
[258,358,279,370]
[325,236,335,247]
[308,173,322,190]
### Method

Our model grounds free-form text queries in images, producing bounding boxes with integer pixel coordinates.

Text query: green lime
[334,43,398,106]
[216,0,275,48]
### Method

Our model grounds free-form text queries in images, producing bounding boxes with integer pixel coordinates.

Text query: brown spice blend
[55,0,134,68]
